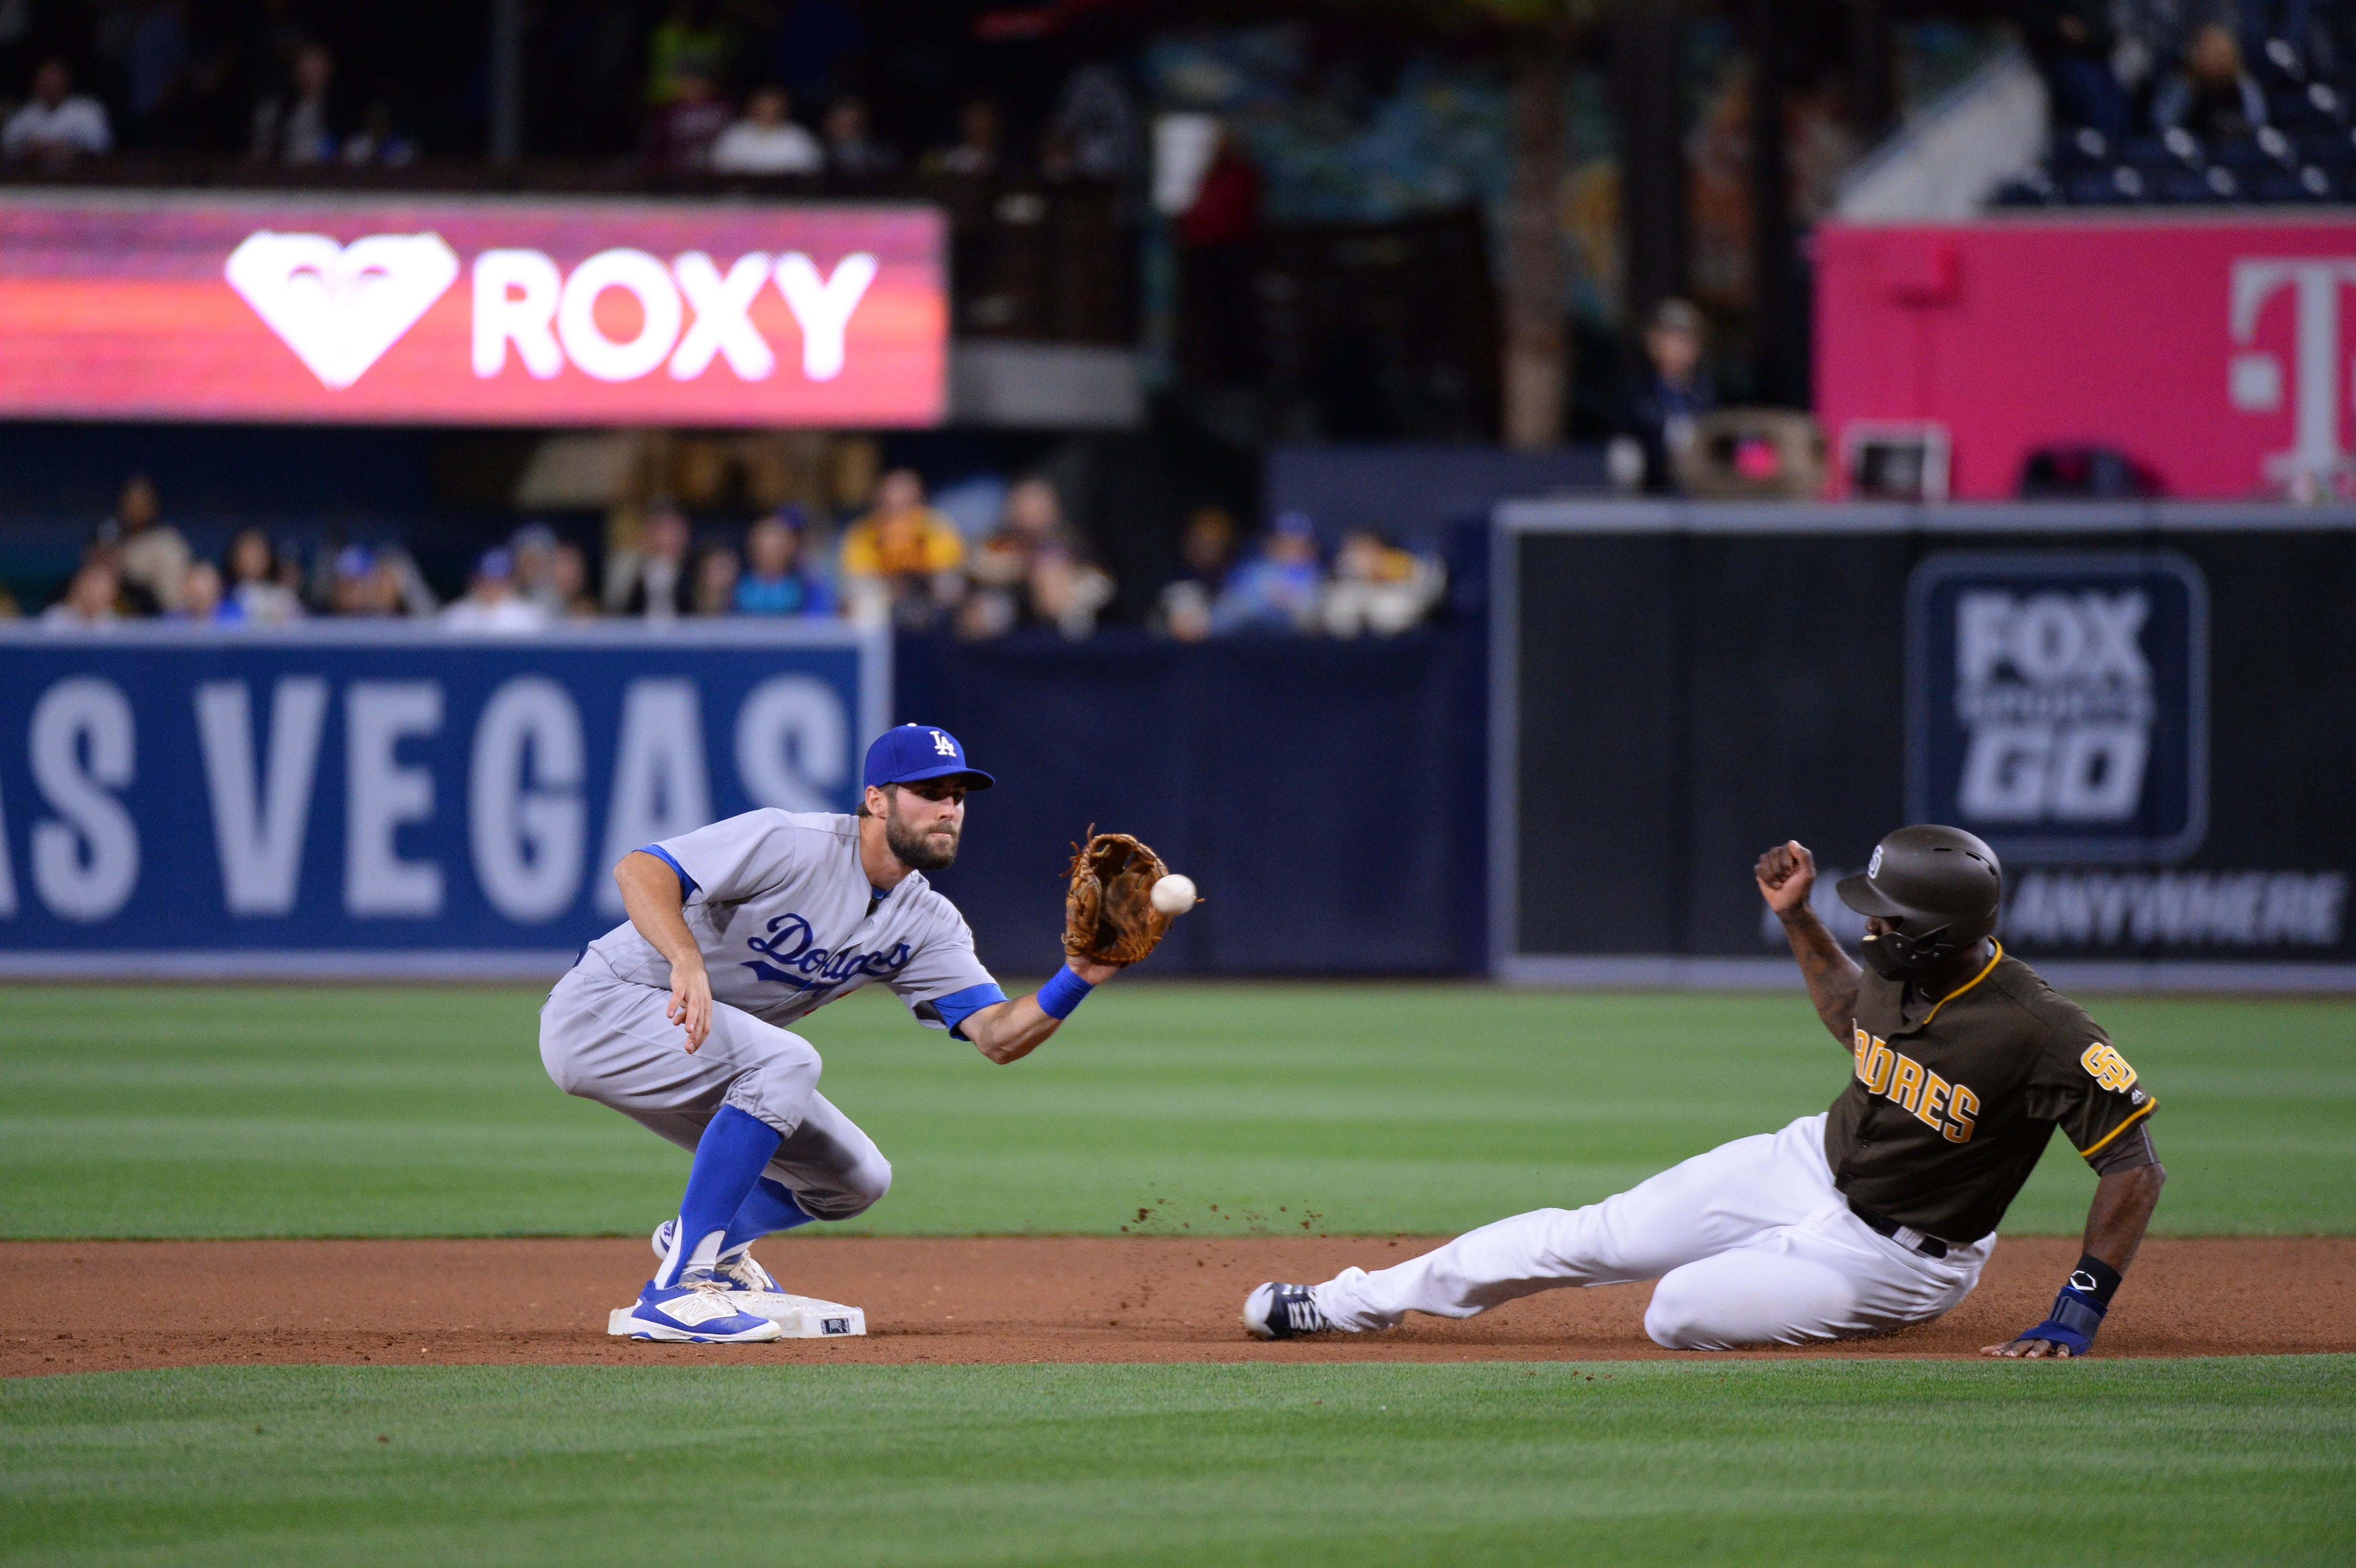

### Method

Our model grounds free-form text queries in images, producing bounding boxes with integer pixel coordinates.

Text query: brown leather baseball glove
[1063,830,1174,967]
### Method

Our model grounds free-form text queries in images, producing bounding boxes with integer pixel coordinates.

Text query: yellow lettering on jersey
[2080,1042,2139,1093]
[1860,1038,1894,1096]
[1915,1073,1951,1130]
[1944,1084,1978,1143]
[1854,1030,1977,1141]
[1889,1054,1926,1113]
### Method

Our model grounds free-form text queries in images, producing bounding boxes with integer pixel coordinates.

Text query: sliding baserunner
[1244,826,2166,1356]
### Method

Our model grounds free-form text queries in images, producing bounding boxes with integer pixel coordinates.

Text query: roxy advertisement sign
[0,195,945,426]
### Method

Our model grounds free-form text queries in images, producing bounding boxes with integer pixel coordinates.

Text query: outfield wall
[0,622,886,977]
[899,626,1488,979]
[8,503,2345,989]
[0,621,1486,981]
[1490,501,2356,991]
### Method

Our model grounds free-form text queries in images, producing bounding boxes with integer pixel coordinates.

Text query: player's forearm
[962,995,1058,1064]
[1777,905,1861,1043]
[961,961,1119,1064]
[2082,1162,2166,1273]
[616,852,705,975]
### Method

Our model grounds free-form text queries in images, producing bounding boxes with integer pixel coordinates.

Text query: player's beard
[884,800,961,871]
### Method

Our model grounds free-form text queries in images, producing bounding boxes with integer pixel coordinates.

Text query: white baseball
[1150,874,1198,915]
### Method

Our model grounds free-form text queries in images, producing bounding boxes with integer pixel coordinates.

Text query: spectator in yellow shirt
[839,468,967,628]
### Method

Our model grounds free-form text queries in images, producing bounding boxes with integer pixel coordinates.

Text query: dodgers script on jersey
[585,809,996,1029]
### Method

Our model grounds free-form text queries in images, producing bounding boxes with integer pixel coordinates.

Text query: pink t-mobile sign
[1815,215,2356,499]
[0,194,946,426]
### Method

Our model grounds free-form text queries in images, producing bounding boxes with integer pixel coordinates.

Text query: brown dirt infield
[5,1236,2350,1377]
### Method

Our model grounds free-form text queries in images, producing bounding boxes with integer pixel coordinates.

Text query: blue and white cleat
[1242,1282,1338,1340]
[620,1279,783,1343]
[652,1219,788,1298]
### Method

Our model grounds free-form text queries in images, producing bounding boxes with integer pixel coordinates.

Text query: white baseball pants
[538,956,893,1222]
[1310,1113,1992,1349]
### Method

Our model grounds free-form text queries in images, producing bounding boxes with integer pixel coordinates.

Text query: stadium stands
[1996,19,2356,208]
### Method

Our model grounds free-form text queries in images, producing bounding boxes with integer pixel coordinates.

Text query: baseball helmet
[1836,825,2002,979]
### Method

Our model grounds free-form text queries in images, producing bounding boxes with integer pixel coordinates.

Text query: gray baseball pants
[538,955,893,1221]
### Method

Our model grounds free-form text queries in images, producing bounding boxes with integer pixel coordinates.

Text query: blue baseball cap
[862,724,995,791]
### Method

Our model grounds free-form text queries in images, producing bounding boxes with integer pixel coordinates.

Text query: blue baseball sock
[722,1178,815,1254]
[654,1106,783,1288]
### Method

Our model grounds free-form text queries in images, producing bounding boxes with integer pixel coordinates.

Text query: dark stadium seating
[2016,32,2356,210]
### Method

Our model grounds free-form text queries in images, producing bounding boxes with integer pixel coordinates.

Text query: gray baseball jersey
[584,809,1001,1034]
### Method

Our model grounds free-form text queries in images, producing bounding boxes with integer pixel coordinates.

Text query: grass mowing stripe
[2,1359,2351,1568]
[1,984,2348,1238]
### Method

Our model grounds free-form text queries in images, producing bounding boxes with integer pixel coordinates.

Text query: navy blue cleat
[1242,1281,1336,1340]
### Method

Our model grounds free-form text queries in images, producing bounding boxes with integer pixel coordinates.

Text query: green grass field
[5,982,2352,1565]
[5,1360,2352,1568]
[0,983,2350,1239]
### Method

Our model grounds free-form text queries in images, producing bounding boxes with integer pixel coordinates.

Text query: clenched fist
[1755,839,1817,917]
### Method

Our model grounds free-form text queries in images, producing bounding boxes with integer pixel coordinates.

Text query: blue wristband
[1036,967,1094,1021]
[2018,1280,2108,1355]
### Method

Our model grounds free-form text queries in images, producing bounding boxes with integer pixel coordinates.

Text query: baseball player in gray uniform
[541,723,1121,1342]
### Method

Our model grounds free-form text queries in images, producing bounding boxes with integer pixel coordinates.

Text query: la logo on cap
[931,730,956,756]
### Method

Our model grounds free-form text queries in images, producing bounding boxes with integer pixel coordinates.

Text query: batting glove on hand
[1989,1270,2108,1357]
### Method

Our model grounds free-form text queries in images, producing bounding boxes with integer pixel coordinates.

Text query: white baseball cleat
[619,1279,784,1343]
[1242,1281,1341,1340]
[652,1218,787,1297]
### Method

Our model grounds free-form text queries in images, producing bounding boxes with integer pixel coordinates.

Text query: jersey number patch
[2080,1042,2139,1093]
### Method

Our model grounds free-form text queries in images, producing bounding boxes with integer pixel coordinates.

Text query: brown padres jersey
[1822,945,2156,1244]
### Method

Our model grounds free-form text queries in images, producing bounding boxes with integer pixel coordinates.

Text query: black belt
[1846,1197,1949,1258]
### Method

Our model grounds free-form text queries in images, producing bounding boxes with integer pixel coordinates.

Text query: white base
[608,1292,867,1339]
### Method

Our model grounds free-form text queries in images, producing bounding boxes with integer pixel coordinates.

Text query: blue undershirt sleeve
[921,981,1010,1041]
[638,844,699,900]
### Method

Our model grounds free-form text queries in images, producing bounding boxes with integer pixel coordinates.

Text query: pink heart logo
[225,231,461,389]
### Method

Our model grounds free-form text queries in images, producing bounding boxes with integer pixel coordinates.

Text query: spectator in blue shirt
[1211,510,1324,634]
[733,508,834,616]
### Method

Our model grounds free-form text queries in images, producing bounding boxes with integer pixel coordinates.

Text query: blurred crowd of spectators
[634,0,1135,180]
[0,0,1138,181]
[22,472,1446,642]
[1152,509,1443,640]
[0,32,421,171]
[2016,1,2353,143]
[2001,1,2356,206]
[0,43,970,178]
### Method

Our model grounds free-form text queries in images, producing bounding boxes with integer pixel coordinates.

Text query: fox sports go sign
[0,195,946,426]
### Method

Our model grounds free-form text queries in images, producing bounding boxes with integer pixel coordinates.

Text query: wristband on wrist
[2018,1253,2121,1354]
[1036,966,1095,1021]
[2068,1253,2123,1306]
